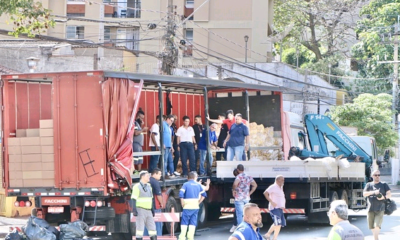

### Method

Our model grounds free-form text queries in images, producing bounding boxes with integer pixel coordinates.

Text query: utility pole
[378,25,399,160]
[161,0,178,75]
[302,70,308,119]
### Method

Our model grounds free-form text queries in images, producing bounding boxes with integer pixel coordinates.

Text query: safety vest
[131,182,153,209]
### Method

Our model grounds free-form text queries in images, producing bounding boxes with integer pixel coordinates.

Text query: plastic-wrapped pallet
[249,122,284,161]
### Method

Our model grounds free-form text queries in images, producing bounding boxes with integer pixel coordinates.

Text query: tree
[329,93,398,154]
[0,0,54,37]
[351,0,400,91]
[274,0,364,65]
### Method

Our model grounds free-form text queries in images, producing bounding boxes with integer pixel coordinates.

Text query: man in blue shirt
[179,172,207,240]
[229,203,263,240]
[223,114,250,161]
[198,123,218,176]
[163,115,175,178]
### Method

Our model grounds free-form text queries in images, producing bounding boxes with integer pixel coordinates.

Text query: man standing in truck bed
[131,171,157,240]
[179,171,207,240]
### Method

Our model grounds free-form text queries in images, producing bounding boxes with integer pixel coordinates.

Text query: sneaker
[173,171,181,176]
[132,170,140,176]
[182,175,188,178]
[229,225,237,233]
[199,173,206,177]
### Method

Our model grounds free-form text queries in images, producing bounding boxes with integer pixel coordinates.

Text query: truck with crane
[2,71,376,239]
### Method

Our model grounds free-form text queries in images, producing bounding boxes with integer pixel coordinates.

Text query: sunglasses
[373,174,380,177]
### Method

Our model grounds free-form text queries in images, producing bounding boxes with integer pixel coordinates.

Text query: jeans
[227,146,245,161]
[164,147,174,175]
[180,142,195,176]
[144,209,163,236]
[235,200,249,225]
[149,146,160,174]
[173,144,180,171]
[195,149,200,172]
[199,149,213,175]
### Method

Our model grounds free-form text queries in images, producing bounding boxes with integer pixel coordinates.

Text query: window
[104,27,111,41]
[185,29,193,43]
[186,0,194,8]
[116,28,139,51]
[66,26,84,39]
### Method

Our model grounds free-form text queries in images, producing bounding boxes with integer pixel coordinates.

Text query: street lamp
[244,35,249,63]
[26,57,40,73]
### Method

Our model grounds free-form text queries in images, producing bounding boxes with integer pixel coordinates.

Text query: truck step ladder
[81,197,100,225]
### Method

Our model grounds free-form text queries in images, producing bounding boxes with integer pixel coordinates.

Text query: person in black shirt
[193,115,204,172]
[216,113,228,161]
[172,114,181,175]
[363,170,391,240]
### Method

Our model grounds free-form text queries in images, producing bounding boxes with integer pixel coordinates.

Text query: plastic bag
[5,229,24,240]
[32,217,50,229]
[59,220,88,240]
[23,217,56,240]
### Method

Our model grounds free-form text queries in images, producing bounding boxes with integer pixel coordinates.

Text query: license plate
[48,207,64,213]
[230,198,235,204]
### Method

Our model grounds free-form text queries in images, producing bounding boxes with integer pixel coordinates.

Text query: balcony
[104,0,141,18]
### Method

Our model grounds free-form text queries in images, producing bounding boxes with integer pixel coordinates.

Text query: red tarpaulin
[102,78,143,190]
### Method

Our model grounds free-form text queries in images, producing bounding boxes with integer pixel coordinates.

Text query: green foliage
[281,47,314,67]
[0,0,54,37]
[274,0,362,63]
[352,0,400,80]
[330,93,398,154]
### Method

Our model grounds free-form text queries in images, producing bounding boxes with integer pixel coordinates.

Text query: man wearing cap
[179,172,207,240]
[131,171,157,240]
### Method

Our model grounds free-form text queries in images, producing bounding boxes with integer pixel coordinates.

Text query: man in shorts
[263,175,286,240]
[363,170,391,240]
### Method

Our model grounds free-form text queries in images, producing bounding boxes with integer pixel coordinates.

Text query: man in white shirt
[148,115,163,174]
[177,116,197,178]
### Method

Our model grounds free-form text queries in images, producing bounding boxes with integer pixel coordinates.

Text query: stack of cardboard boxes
[8,120,54,187]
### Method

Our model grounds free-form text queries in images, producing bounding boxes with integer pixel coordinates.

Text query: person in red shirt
[208,110,249,160]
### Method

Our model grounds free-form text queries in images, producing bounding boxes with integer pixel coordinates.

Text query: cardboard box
[8,146,21,155]
[9,154,22,163]
[16,129,27,137]
[9,162,22,171]
[40,137,54,146]
[9,171,23,180]
[22,154,42,163]
[42,162,54,171]
[26,129,40,137]
[10,179,23,187]
[8,138,21,146]
[22,162,43,171]
[20,137,41,146]
[23,179,54,187]
[39,129,53,137]
[40,119,53,129]
[21,146,41,154]
[41,146,54,154]
[22,171,43,179]
[42,154,54,162]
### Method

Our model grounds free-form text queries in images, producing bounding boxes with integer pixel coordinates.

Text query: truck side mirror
[383,149,390,162]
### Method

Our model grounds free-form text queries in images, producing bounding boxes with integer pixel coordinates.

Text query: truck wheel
[164,196,180,234]
[330,191,339,202]
[197,202,207,228]
[338,190,349,205]
[84,207,116,220]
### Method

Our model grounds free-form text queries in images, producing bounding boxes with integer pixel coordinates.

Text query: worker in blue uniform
[179,171,207,240]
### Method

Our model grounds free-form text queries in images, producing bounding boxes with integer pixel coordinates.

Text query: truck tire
[330,191,339,202]
[338,190,349,205]
[164,196,181,234]
[84,207,116,220]
[112,233,131,240]
[197,202,207,228]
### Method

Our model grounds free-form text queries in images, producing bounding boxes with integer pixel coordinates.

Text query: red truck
[2,71,291,239]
